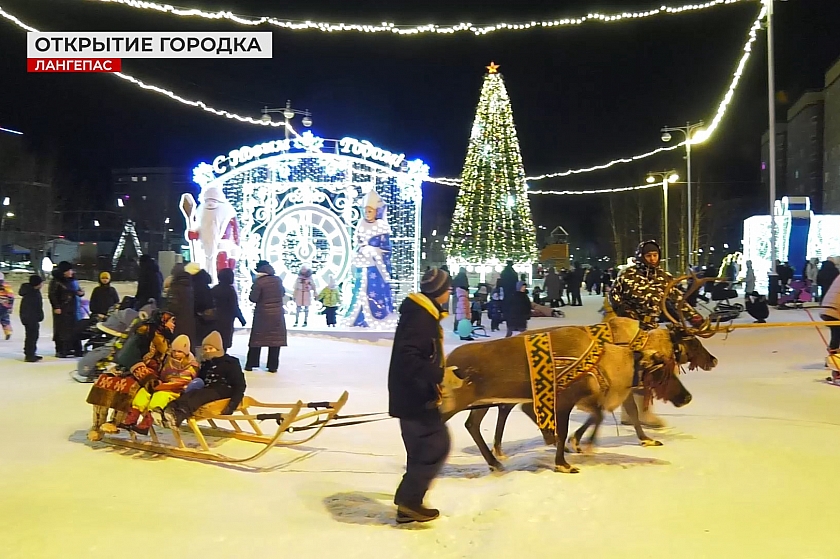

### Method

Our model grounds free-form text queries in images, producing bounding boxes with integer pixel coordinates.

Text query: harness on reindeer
[524,325,650,432]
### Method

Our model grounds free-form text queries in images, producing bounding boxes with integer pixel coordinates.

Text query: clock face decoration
[262,204,351,293]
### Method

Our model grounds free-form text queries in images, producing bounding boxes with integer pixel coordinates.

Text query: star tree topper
[486,61,500,74]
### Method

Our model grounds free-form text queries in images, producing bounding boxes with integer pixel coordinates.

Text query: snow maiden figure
[346,189,394,327]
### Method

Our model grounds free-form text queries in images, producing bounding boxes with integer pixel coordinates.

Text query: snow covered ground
[1,287,839,559]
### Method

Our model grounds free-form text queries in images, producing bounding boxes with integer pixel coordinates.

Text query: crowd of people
[12,254,344,374]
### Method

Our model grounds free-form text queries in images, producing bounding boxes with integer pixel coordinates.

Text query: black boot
[396,504,440,524]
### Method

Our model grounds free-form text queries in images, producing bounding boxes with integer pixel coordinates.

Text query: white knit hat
[170,334,191,355]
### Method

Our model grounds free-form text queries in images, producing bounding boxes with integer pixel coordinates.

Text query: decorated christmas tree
[448,62,538,267]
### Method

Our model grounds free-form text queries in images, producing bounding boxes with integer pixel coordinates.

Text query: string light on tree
[92,0,752,36]
[448,63,538,281]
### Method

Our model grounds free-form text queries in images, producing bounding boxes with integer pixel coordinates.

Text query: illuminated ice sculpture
[188,132,428,329]
[742,196,840,293]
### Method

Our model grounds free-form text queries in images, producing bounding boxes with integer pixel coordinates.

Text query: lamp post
[260,100,313,140]
[646,171,680,273]
[765,0,780,303]
[661,121,705,263]
[0,198,13,271]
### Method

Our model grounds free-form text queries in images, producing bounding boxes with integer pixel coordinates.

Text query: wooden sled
[100,391,349,464]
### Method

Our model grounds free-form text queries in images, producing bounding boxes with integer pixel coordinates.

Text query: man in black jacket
[388,268,452,524]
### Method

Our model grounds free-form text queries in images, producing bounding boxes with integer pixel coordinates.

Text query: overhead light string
[90,0,753,36]
[0,3,765,193]
[0,5,300,136]
[427,4,767,187]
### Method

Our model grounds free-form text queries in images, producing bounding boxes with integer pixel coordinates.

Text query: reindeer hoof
[580,442,595,455]
[640,439,663,447]
[567,435,582,454]
[492,449,507,460]
[554,464,580,474]
[489,462,505,473]
[87,429,102,442]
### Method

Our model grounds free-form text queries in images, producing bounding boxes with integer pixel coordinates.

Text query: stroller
[79,297,139,353]
[708,282,743,322]
[71,300,157,383]
[777,279,813,309]
[689,281,742,323]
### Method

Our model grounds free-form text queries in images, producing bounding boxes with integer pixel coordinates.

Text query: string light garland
[448,66,538,265]
[428,4,767,186]
[0,5,300,136]
[0,3,764,194]
[90,0,752,36]
[528,183,658,196]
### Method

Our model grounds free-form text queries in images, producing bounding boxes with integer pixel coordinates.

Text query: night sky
[1,0,839,256]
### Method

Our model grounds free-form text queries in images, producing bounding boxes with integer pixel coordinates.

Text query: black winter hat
[639,241,660,256]
[420,268,451,299]
[29,275,43,287]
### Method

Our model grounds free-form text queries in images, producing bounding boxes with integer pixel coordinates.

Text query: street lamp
[260,100,313,140]
[645,171,680,273]
[0,198,11,270]
[661,120,705,263]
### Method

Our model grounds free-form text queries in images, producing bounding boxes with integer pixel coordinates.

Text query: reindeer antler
[660,274,689,325]
[666,270,720,337]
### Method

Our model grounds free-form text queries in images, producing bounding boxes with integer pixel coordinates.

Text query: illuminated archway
[190,132,428,326]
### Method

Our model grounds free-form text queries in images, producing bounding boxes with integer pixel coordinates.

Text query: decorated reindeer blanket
[524,324,649,432]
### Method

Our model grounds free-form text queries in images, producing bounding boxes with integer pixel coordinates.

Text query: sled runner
[99,391,349,464]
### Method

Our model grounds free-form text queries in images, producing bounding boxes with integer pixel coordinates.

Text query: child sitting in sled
[163,331,246,428]
[119,334,198,434]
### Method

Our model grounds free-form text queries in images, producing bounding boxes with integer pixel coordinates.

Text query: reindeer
[440,326,685,473]
[445,274,720,472]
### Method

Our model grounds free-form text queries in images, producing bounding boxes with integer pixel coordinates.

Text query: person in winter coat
[119,334,199,435]
[388,267,452,524]
[246,260,287,373]
[163,331,246,428]
[293,266,318,327]
[487,290,504,332]
[601,269,614,293]
[165,263,196,350]
[450,267,470,333]
[0,272,14,340]
[211,268,246,350]
[135,255,163,310]
[569,264,584,306]
[89,272,120,317]
[453,286,471,340]
[744,260,756,296]
[317,278,341,327]
[820,272,840,353]
[504,281,531,337]
[19,275,44,362]
[543,268,562,308]
[187,262,216,344]
[49,261,84,357]
[817,259,839,303]
[610,240,703,428]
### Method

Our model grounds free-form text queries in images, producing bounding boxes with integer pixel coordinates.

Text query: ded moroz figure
[180,185,240,285]
[346,189,394,327]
